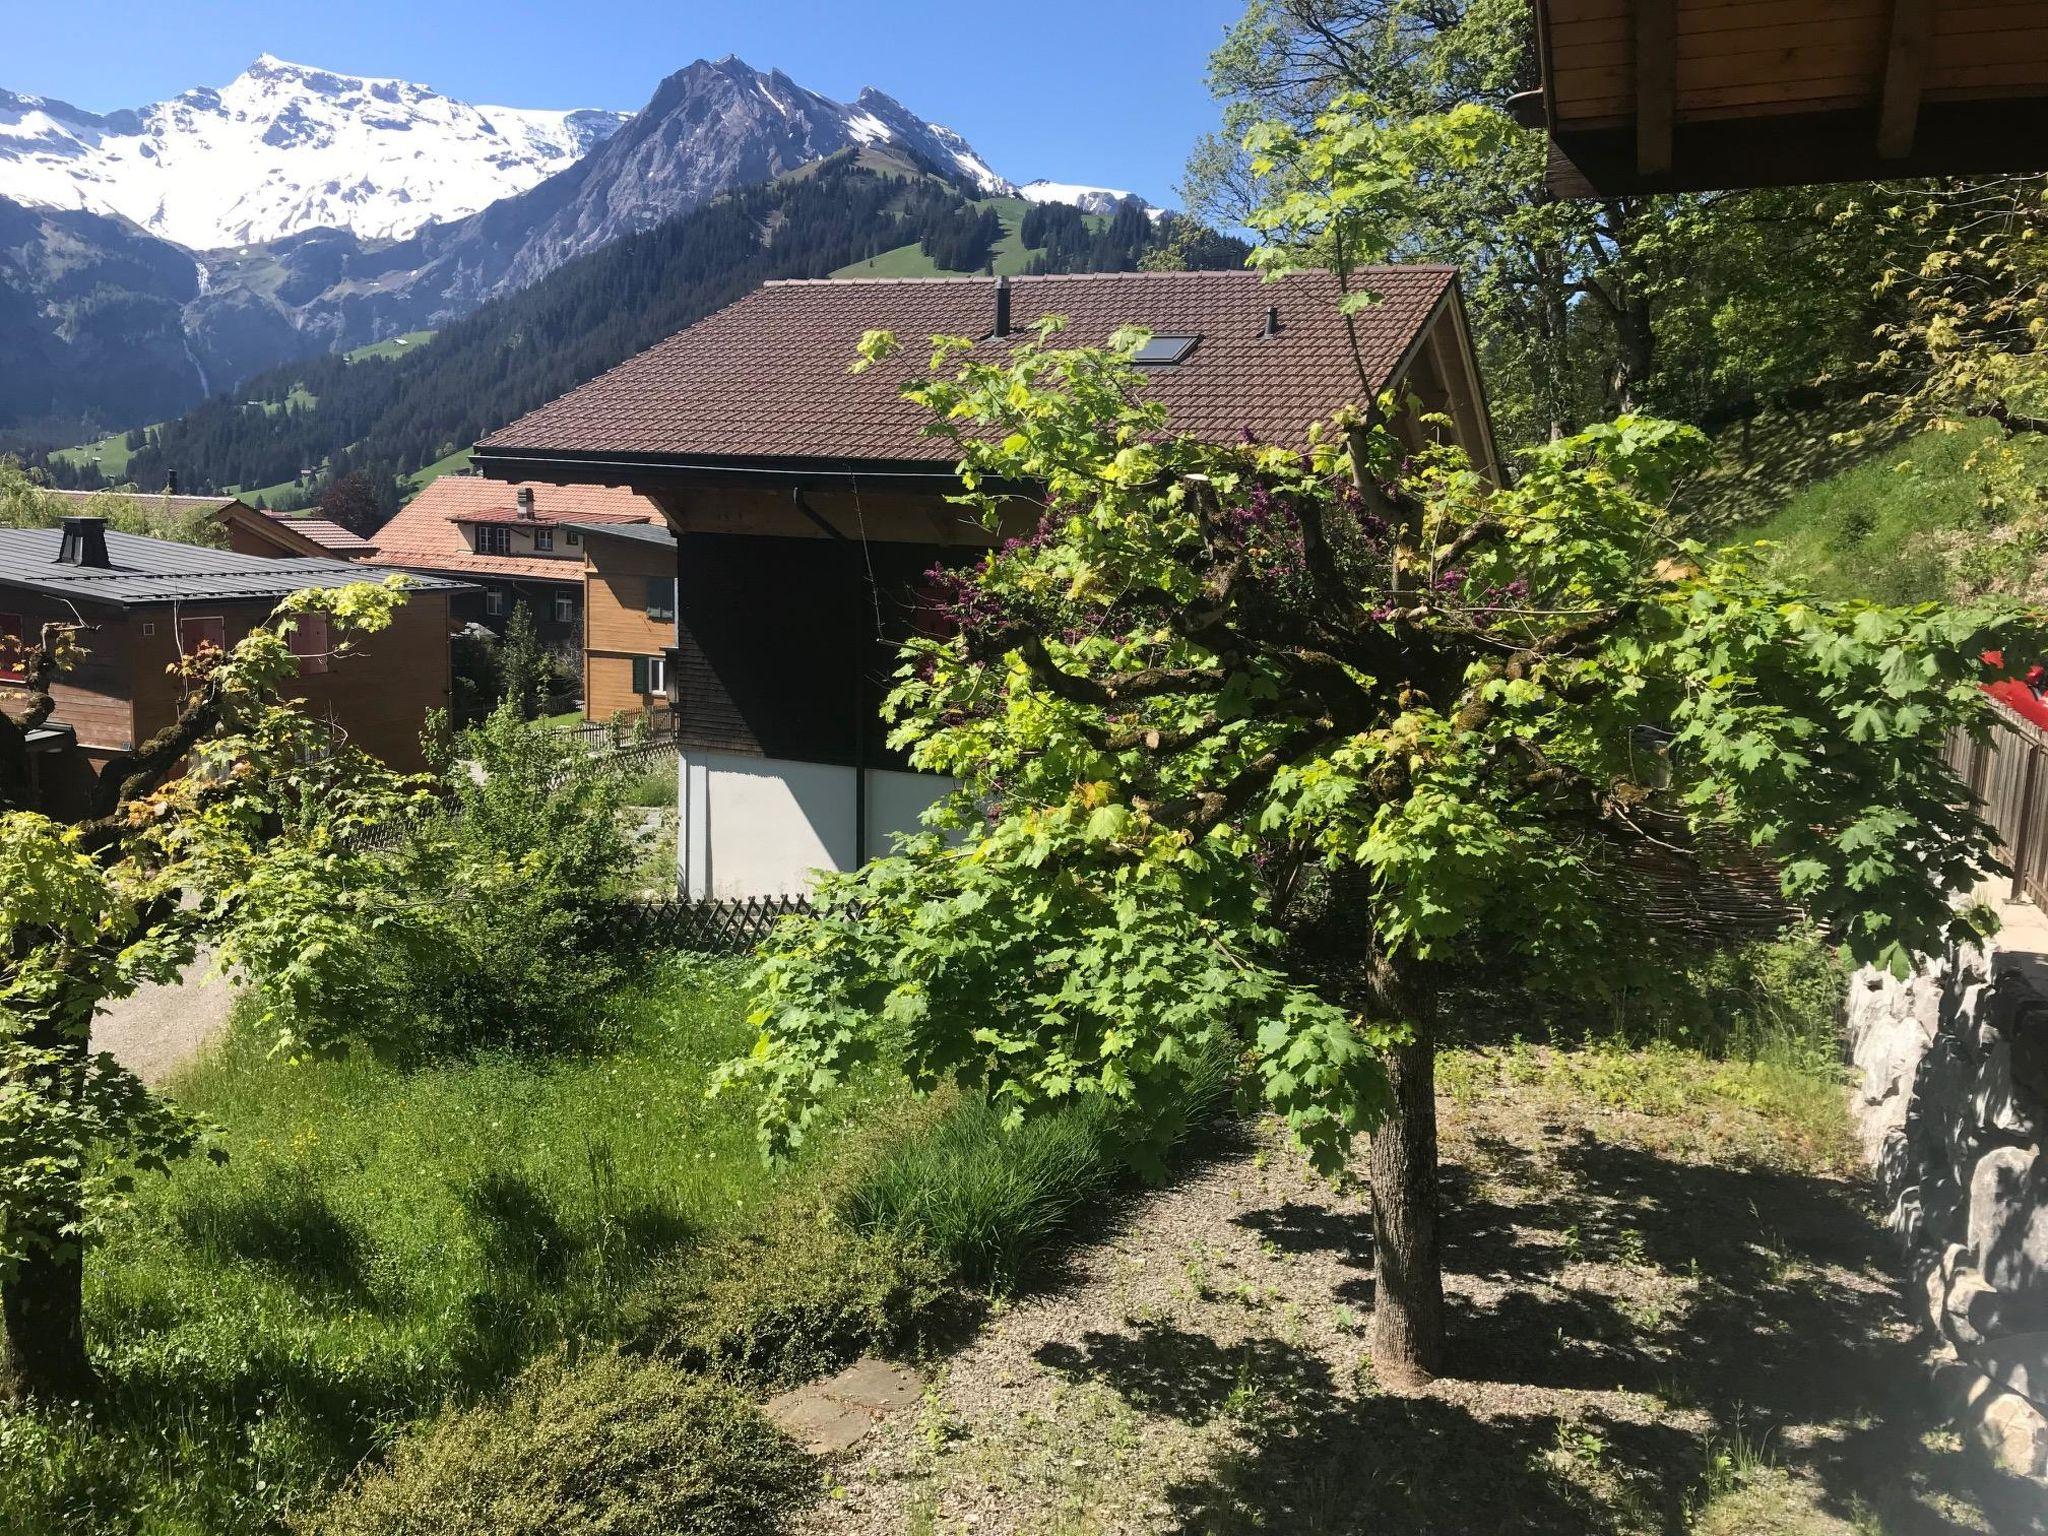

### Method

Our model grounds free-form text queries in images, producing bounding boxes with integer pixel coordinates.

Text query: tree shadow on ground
[1035,1320,1689,1533]
[1040,1127,2047,1535]
[175,1176,379,1305]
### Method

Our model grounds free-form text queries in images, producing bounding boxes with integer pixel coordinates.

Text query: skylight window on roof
[1131,334,1201,366]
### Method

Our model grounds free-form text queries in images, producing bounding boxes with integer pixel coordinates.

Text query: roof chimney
[993,275,1012,339]
[57,516,110,569]
[165,470,179,495]
[516,486,536,518]
[1263,304,1281,337]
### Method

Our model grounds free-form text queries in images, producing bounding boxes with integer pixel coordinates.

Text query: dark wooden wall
[674,531,966,769]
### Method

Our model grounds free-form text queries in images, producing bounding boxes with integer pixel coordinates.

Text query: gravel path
[798,1050,2048,1535]
[88,949,236,1084]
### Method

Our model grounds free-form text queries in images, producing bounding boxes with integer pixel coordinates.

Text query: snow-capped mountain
[0,55,629,249]
[0,51,1174,436]
[1019,179,1155,218]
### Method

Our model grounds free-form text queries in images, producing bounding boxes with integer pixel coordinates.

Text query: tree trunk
[1,1211,92,1403]
[1611,300,1655,414]
[1368,1016,1445,1386]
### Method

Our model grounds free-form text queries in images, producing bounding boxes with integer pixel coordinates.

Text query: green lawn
[832,197,1061,279]
[49,426,153,478]
[225,474,315,510]
[403,446,475,494]
[345,330,437,364]
[0,960,899,1535]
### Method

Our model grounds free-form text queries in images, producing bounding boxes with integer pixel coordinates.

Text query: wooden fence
[1947,701,2048,908]
[555,710,676,752]
[603,894,813,955]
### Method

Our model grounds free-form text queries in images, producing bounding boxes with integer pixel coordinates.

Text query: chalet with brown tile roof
[471,268,1497,900]
[361,476,664,652]
[41,488,355,561]
[0,515,470,794]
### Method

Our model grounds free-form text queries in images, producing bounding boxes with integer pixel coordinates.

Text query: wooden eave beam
[1634,0,1676,178]
[1878,0,1933,160]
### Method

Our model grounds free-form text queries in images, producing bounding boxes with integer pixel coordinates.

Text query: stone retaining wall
[1847,942,2048,1481]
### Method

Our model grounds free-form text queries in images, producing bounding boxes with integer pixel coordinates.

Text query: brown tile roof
[476,268,1460,467]
[363,476,663,584]
[262,513,376,555]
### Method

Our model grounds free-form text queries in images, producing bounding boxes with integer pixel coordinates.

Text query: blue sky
[15,1,1247,207]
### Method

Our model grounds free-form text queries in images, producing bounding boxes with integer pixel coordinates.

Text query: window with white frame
[534,529,555,552]
[553,593,575,625]
[476,525,511,555]
[629,653,668,697]
[484,589,506,618]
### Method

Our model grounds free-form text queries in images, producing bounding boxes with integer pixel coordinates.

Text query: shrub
[368,704,633,1058]
[616,764,677,809]
[1604,928,1846,1071]
[624,1207,949,1390]
[843,1094,1120,1289]
[845,1052,1234,1290]
[297,1350,809,1536]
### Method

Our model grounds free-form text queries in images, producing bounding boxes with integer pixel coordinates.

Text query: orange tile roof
[363,476,664,583]
[262,513,376,554]
[477,268,1460,466]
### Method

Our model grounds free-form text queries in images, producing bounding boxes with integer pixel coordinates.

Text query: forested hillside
[31,153,1232,515]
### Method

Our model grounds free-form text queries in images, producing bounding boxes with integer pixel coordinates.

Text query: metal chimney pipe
[1263,305,1281,337]
[165,470,179,495]
[993,275,1012,339]
[57,516,111,569]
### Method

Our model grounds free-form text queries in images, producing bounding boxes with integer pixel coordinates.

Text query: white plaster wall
[864,768,958,860]
[676,754,957,899]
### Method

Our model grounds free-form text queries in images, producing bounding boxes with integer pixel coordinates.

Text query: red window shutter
[178,616,227,656]
[0,614,20,683]
[290,612,330,676]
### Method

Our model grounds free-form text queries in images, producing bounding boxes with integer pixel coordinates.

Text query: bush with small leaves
[296,1350,810,1536]
[624,1208,949,1391]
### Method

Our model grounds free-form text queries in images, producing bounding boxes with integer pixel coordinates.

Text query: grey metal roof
[0,527,473,607]
[562,521,676,548]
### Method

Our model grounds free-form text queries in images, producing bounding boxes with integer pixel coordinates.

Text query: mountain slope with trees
[30,152,1240,516]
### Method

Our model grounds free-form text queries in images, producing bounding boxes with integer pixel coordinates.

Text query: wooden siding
[225,522,285,557]
[123,591,457,771]
[1546,0,2048,129]
[668,527,961,767]
[584,534,677,722]
[660,484,1013,545]
[0,593,134,750]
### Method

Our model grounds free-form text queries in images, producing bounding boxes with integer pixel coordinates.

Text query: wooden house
[471,269,1497,899]
[0,517,470,780]
[361,476,665,653]
[1517,0,2048,195]
[41,488,372,560]
[572,520,679,725]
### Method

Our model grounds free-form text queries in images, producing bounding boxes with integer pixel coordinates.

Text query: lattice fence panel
[605,894,815,956]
